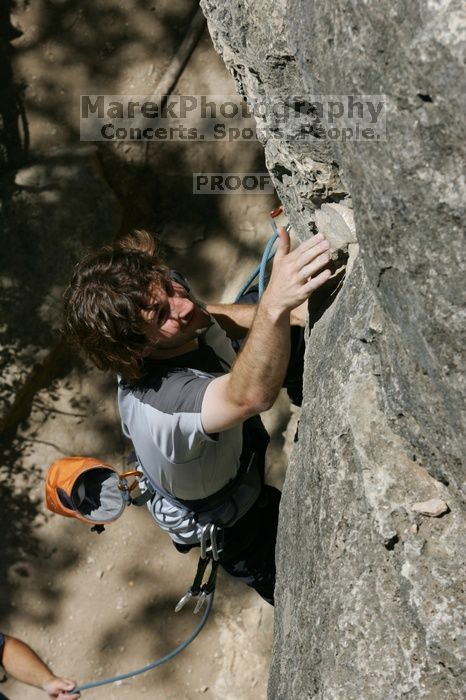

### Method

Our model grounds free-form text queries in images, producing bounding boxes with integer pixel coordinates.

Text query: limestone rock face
[201,0,466,697]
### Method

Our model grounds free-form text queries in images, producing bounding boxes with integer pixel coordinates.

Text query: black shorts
[174,484,280,605]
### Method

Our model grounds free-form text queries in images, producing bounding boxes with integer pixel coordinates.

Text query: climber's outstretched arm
[202,228,330,432]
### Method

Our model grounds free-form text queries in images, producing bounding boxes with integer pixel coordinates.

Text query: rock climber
[63,226,331,604]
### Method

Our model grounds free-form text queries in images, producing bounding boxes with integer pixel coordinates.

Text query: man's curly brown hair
[63,230,169,380]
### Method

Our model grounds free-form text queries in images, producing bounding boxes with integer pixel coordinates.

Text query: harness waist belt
[142,450,262,529]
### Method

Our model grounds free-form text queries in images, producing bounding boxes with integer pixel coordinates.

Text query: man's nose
[169,296,193,321]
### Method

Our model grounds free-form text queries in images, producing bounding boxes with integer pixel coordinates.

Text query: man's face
[142,278,211,355]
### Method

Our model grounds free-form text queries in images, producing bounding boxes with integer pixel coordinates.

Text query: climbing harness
[144,446,263,546]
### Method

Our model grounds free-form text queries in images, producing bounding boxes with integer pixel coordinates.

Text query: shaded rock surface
[201,0,466,697]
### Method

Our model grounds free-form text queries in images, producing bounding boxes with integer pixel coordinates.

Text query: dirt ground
[1,2,299,699]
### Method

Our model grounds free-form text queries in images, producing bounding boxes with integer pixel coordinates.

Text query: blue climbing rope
[258,220,279,297]
[233,214,292,301]
[69,595,213,694]
[235,220,279,302]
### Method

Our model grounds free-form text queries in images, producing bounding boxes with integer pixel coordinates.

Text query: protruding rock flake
[411,498,449,517]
